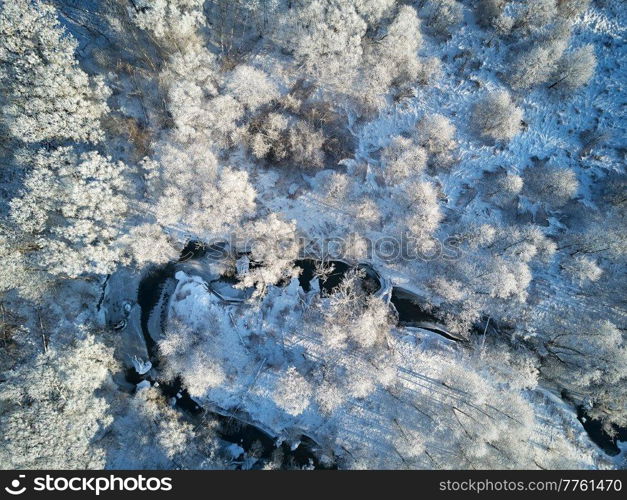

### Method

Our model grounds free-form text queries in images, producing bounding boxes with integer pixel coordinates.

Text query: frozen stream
[100,240,621,464]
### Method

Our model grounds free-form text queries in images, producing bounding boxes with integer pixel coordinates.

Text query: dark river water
[576,405,626,456]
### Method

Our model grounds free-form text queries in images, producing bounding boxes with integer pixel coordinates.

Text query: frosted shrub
[420,0,463,38]
[429,277,466,303]
[496,225,556,263]
[287,121,326,169]
[315,380,346,414]
[381,136,428,183]
[514,0,557,34]
[160,46,218,92]
[284,1,367,94]
[476,0,515,33]
[471,90,523,141]
[248,113,325,169]
[402,180,443,241]
[508,39,568,89]
[550,45,596,90]
[280,2,423,111]
[170,91,244,146]
[0,230,31,296]
[492,172,524,206]
[523,164,578,208]
[159,320,226,397]
[481,258,531,300]
[416,113,457,166]
[476,0,505,28]
[108,386,199,469]
[557,0,591,19]
[463,223,498,249]
[364,5,423,89]
[149,142,257,239]
[543,319,626,432]
[353,0,396,23]
[498,172,524,195]
[249,112,290,161]
[352,297,394,349]
[238,214,300,292]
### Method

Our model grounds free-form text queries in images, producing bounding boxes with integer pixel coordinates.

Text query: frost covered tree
[479,257,532,300]
[159,53,281,149]
[9,147,130,277]
[250,112,326,169]
[476,0,514,34]
[0,226,48,299]
[159,307,251,398]
[143,142,257,240]
[165,77,243,147]
[556,0,591,19]
[476,0,506,28]
[273,366,313,416]
[0,335,116,469]
[278,1,423,110]
[398,180,443,254]
[417,114,456,155]
[126,0,206,53]
[106,385,210,469]
[513,0,558,34]
[225,65,279,112]
[287,120,327,169]
[487,171,524,207]
[557,0,590,19]
[362,5,423,103]
[281,0,367,94]
[435,362,538,468]
[560,255,602,285]
[122,223,179,266]
[249,112,289,161]
[238,214,300,293]
[471,90,523,141]
[497,225,557,264]
[0,0,110,144]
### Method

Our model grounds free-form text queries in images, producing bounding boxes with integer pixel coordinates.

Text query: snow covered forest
[0,0,625,470]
